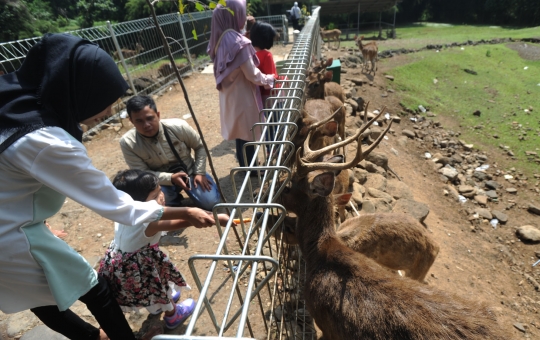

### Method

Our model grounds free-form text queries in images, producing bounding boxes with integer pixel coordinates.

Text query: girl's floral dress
[98,222,190,313]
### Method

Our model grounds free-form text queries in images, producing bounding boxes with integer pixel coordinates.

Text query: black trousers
[31,275,135,340]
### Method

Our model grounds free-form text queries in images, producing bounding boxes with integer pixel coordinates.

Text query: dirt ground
[42,41,540,339]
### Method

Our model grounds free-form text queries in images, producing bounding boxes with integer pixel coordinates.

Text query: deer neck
[295,195,337,262]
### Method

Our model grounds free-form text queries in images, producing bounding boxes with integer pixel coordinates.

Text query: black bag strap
[163,125,190,174]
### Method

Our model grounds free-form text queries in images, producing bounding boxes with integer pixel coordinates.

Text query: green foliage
[247,0,264,16]
[486,49,491,57]
[77,0,117,28]
[0,0,35,41]
[390,45,540,174]
[327,22,335,30]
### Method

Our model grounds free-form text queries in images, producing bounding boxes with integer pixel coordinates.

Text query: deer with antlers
[355,35,378,74]
[278,116,509,339]
[320,28,341,49]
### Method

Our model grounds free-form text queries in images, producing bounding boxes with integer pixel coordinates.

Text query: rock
[20,325,69,340]
[485,190,498,200]
[435,157,454,166]
[364,173,387,192]
[386,180,414,200]
[464,68,478,75]
[385,75,395,81]
[472,110,481,116]
[513,323,526,333]
[397,136,408,146]
[345,98,359,111]
[506,188,518,194]
[474,195,488,206]
[491,210,508,224]
[360,200,376,213]
[401,129,416,139]
[445,185,460,202]
[353,168,369,184]
[351,182,365,205]
[392,199,430,223]
[439,166,459,181]
[485,180,500,190]
[365,152,389,169]
[528,204,540,216]
[474,208,492,220]
[458,185,475,194]
[370,198,393,212]
[473,171,488,181]
[7,310,40,338]
[516,225,540,243]
[363,161,386,175]
[367,187,394,202]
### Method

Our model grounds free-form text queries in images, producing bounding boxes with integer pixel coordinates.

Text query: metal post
[107,21,137,95]
[392,0,397,39]
[177,13,195,73]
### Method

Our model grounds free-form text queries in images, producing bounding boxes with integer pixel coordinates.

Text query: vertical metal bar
[393,0,397,39]
[108,21,137,95]
[177,13,195,73]
[378,11,382,39]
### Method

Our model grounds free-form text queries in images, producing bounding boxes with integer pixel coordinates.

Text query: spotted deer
[278,119,509,339]
[320,28,341,48]
[355,35,378,74]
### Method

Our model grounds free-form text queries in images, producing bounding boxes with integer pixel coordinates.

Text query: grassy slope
[379,24,540,175]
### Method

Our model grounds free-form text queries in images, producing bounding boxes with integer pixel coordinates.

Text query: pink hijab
[207,0,258,90]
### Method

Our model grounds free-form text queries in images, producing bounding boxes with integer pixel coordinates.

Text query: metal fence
[0,11,288,137]
[153,6,322,340]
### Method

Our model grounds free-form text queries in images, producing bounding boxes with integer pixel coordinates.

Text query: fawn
[355,35,378,74]
[279,129,509,339]
[320,28,341,49]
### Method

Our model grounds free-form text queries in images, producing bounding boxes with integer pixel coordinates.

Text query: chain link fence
[0,11,287,138]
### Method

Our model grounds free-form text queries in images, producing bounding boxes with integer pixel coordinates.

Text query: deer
[278,122,510,339]
[113,42,144,65]
[157,62,187,78]
[355,35,378,74]
[272,211,439,282]
[320,28,341,49]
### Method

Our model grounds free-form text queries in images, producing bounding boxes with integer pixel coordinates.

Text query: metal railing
[0,12,288,138]
[153,6,322,340]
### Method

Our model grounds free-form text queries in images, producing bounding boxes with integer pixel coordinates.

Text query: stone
[345,98,359,111]
[445,185,460,202]
[351,182,365,205]
[473,171,488,181]
[360,200,376,213]
[365,152,389,169]
[363,161,386,175]
[513,323,526,333]
[474,208,492,220]
[485,180,500,190]
[485,190,498,200]
[386,180,414,200]
[458,185,475,194]
[397,136,408,147]
[528,204,540,216]
[367,187,394,202]
[491,210,508,224]
[371,198,394,212]
[401,129,416,139]
[385,75,395,81]
[392,199,430,223]
[20,325,69,340]
[474,195,488,206]
[7,310,40,338]
[364,173,387,192]
[439,167,458,181]
[353,168,369,184]
[516,225,540,242]
[506,188,518,194]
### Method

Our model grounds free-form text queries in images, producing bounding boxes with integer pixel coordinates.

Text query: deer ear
[324,71,333,80]
[322,121,338,136]
[311,172,335,197]
[325,58,333,67]
[335,192,352,206]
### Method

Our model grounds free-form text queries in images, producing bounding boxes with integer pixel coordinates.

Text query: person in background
[207,0,274,170]
[0,33,216,340]
[120,95,221,210]
[290,2,302,31]
[244,15,256,39]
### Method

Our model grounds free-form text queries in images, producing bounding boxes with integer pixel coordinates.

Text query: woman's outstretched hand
[186,208,216,228]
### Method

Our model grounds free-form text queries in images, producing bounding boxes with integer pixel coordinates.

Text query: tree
[77,0,116,28]
[0,0,35,41]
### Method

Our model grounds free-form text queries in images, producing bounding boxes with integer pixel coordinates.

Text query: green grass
[388,43,540,174]
[338,24,540,52]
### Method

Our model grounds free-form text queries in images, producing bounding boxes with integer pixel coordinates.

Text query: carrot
[233,218,252,224]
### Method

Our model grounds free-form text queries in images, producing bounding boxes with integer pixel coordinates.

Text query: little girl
[99,169,229,329]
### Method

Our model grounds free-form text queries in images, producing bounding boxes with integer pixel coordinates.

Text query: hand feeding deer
[279,120,509,339]
[355,35,378,74]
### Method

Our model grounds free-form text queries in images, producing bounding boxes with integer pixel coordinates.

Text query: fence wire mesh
[153,6,321,340]
[0,11,287,139]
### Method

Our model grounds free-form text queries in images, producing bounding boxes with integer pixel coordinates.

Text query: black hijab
[0,33,128,154]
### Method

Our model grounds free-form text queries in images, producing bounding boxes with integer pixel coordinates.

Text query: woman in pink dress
[207,0,274,169]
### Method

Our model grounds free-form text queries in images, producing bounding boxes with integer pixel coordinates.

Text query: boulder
[392,199,430,223]
[516,225,540,243]
[364,173,387,192]
[387,180,414,200]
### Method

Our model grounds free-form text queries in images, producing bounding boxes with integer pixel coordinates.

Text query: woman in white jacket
[0,33,217,340]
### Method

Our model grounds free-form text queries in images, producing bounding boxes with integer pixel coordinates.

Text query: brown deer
[157,62,187,78]
[113,42,144,65]
[273,211,439,282]
[320,28,341,49]
[279,129,509,339]
[355,35,378,74]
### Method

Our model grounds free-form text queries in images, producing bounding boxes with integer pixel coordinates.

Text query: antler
[302,102,384,162]
[305,103,342,132]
